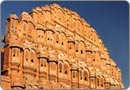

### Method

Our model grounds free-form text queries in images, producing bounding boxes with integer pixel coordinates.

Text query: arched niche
[78,67,83,82]
[37,29,45,43]
[27,22,34,38]
[64,60,70,77]
[30,49,36,69]
[24,48,30,67]
[46,30,54,45]
[61,32,67,49]
[11,47,20,63]
[58,60,63,74]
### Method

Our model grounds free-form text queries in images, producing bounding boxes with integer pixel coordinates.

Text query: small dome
[35,7,42,12]
[51,3,61,8]
[20,11,34,24]
[9,13,18,19]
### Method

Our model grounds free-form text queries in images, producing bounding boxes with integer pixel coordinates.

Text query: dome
[20,11,34,24]
[9,13,18,19]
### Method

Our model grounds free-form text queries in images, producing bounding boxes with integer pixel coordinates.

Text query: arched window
[40,58,47,72]
[25,50,29,61]
[80,70,82,80]
[68,43,74,54]
[84,71,88,81]
[51,62,56,71]
[59,63,62,73]
[24,49,29,66]
[64,64,68,75]
[75,41,78,53]
[73,71,76,78]
[79,41,85,55]
[56,32,59,44]
[12,48,16,57]
[97,77,100,86]
[46,31,54,44]
[30,50,35,67]
[61,32,66,46]
[101,77,104,87]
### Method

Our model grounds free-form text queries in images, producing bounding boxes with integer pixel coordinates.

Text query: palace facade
[1,3,124,89]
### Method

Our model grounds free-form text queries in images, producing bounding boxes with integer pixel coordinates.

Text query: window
[84,71,88,81]
[56,32,59,43]
[84,77,87,81]
[101,78,104,87]
[59,63,62,73]
[12,48,16,57]
[61,42,64,45]
[81,50,83,54]
[41,64,43,67]
[44,61,46,67]
[73,72,75,78]
[65,71,67,74]
[31,59,33,63]
[80,71,82,80]
[64,64,68,75]
[51,62,55,70]
[69,43,73,50]
[97,78,99,86]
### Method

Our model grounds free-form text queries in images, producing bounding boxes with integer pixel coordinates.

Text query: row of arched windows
[24,49,36,68]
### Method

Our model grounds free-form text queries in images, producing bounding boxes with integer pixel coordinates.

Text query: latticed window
[59,63,62,73]
[69,43,72,50]
[30,51,35,67]
[84,71,88,81]
[88,52,91,58]
[69,43,74,51]
[12,48,16,57]
[43,60,46,67]
[81,50,83,54]
[97,78,100,86]
[101,78,104,87]
[25,50,29,61]
[47,31,53,44]
[61,33,66,46]
[64,64,68,75]
[56,32,59,43]
[51,62,56,71]
[17,48,20,57]
[75,43,78,52]
[24,49,29,66]
[80,71,82,80]
[73,71,76,78]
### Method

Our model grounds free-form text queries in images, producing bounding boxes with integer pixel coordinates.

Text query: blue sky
[1,1,129,88]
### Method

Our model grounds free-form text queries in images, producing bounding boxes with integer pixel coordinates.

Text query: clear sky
[1,1,129,89]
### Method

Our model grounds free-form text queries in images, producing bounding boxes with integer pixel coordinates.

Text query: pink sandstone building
[1,3,124,89]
